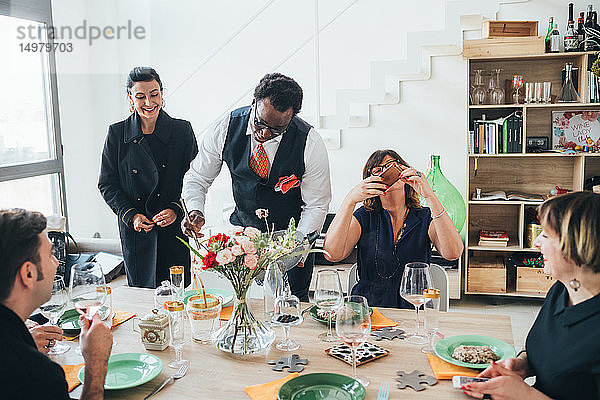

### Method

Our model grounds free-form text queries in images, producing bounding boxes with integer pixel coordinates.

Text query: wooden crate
[482,21,538,38]
[516,267,554,294]
[468,267,506,293]
[463,36,544,58]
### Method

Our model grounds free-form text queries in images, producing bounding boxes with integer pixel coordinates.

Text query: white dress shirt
[182,112,332,235]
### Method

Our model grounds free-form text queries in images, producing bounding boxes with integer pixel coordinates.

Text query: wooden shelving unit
[464,51,600,298]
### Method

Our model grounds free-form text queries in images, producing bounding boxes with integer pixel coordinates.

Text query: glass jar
[263,262,286,324]
[154,280,174,313]
[187,294,222,344]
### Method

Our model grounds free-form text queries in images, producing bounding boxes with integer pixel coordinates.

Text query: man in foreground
[0,209,112,399]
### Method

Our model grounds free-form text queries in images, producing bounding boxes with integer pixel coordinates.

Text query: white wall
[52,0,587,239]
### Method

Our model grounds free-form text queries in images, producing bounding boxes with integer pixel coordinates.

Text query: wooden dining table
[62,286,514,399]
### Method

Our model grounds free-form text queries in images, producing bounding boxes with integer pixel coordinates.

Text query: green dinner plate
[183,288,234,307]
[278,373,366,400]
[78,353,163,390]
[308,305,373,326]
[434,334,516,369]
[57,307,111,336]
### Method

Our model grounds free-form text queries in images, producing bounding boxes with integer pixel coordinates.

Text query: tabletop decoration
[268,354,309,373]
[395,370,438,391]
[178,209,314,354]
[325,342,390,366]
[370,327,406,341]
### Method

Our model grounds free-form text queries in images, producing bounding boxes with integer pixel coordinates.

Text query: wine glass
[512,75,524,104]
[69,261,106,320]
[421,288,440,354]
[399,262,432,345]
[272,291,303,351]
[166,300,188,369]
[264,262,287,324]
[336,295,371,387]
[39,275,70,355]
[314,269,343,342]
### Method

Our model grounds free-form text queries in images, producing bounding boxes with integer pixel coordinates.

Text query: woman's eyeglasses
[370,159,401,176]
[252,103,290,136]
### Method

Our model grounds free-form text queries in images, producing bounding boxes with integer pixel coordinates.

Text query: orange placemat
[112,310,136,327]
[370,308,398,330]
[220,305,233,321]
[426,353,479,380]
[244,372,299,400]
[62,363,84,392]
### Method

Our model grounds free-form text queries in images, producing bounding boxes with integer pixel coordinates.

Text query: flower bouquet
[178,209,311,354]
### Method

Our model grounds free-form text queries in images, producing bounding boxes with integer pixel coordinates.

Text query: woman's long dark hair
[362,149,421,211]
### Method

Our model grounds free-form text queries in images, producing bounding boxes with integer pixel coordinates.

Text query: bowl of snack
[308,305,372,326]
[434,334,516,369]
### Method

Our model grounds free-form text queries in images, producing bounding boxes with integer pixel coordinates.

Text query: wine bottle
[585,5,595,51]
[550,23,561,52]
[545,17,554,53]
[565,3,579,52]
[578,12,586,51]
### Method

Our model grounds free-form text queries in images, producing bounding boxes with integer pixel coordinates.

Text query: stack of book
[478,230,509,247]
[469,113,523,154]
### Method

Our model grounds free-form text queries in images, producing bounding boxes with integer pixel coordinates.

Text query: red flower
[208,233,230,247]
[202,251,218,270]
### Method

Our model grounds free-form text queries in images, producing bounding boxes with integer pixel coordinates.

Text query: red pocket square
[275,174,301,194]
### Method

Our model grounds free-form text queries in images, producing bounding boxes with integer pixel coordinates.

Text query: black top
[526,282,600,399]
[222,106,310,231]
[352,206,432,308]
[0,303,69,399]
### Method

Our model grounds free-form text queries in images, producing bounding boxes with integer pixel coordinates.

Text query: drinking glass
[543,82,552,103]
[39,275,70,355]
[336,295,371,387]
[272,292,303,351]
[69,262,106,320]
[314,269,343,342]
[101,286,117,346]
[421,288,440,354]
[512,75,523,104]
[399,262,432,345]
[166,300,188,368]
[534,82,543,103]
[525,82,535,104]
[264,262,287,324]
[187,294,221,344]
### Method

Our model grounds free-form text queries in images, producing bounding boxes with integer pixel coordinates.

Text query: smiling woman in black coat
[98,67,198,288]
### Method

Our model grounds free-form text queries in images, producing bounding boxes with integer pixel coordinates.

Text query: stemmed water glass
[272,290,303,351]
[69,262,107,321]
[399,262,432,345]
[314,269,343,342]
[421,288,440,354]
[39,275,70,355]
[166,300,188,369]
[336,295,371,387]
[512,75,524,104]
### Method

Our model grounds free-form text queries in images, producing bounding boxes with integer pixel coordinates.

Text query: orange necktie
[250,143,269,179]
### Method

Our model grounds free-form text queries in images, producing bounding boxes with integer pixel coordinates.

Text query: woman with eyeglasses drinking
[323,149,462,308]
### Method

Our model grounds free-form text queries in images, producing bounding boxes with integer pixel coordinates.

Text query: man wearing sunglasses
[182,73,331,301]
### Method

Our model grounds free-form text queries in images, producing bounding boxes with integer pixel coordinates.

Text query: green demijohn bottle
[423,155,466,233]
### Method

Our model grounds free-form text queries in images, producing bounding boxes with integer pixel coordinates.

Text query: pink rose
[239,237,257,254]
[244,254,258,270]
[216,248,235,266]
[231,244,243,256]
[243,226,261,239]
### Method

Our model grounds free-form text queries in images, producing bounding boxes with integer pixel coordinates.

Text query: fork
[377,382,390,400]
[144,363,189,399]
